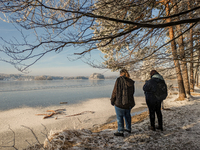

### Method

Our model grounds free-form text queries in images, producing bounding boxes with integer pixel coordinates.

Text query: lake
[0,79,145,111]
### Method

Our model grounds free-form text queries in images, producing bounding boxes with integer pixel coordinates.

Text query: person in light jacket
[111,69,135,137]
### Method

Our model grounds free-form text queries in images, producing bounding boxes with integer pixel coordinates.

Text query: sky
[0,17,119,77]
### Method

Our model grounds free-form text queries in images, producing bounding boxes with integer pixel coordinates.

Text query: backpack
[154,80,168,101]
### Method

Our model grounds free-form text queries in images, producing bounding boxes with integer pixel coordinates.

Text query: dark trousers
[145,94,163,128]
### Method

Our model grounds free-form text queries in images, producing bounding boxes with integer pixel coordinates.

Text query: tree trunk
[176,24,191,96]
[195,41,200,87]
[174,2,191,97]
[165,0,186,100]
[196,72,199,87]
[189,27,194,91]
[195,67,199,87]
[188,1,194,92]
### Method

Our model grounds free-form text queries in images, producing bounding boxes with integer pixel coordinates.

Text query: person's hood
[152,74,164,80]
[119,76,135,85]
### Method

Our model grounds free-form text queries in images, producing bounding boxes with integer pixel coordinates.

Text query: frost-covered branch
[0,0,199,71]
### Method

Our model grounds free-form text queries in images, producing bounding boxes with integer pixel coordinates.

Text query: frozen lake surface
[0,79,145,111]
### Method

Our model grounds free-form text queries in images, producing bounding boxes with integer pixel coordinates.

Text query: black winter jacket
[143,74,165,102]
[111,76,135,109]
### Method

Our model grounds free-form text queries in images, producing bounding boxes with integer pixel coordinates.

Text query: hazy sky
[0,17,119,77]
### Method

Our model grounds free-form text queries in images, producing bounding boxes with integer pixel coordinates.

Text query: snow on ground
[26,89,200,150]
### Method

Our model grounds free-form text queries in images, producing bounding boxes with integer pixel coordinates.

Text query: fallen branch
[46,110,56,113]
[36,109,94,119]
[60,102,68,104]
[65,111,95,117]
[55,109,66,111]
[35,114,49,116]
[43,113,55,119]
[35,109,66,119]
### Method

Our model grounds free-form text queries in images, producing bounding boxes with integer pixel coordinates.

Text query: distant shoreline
[0,73,118,81]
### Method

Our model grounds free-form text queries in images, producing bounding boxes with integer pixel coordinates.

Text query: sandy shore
[0,97,146,150]
[30,90,200,150]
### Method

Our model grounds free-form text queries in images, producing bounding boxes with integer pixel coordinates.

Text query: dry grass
[91,111,149,132]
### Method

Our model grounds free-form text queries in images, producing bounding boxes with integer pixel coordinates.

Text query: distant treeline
[0,74,117,81]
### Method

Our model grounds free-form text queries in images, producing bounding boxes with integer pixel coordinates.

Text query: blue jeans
[115,106,131,132]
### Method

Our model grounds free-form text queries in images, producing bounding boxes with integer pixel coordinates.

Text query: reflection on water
[0,79,145,111]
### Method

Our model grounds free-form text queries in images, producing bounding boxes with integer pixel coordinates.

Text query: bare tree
[0,0,199,72]
[174,0,191,96]
[0,0,200,100]
[164,0,186,100]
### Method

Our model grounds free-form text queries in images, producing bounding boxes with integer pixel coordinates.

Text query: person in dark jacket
[111,69,135,137]
[143,70,165,131]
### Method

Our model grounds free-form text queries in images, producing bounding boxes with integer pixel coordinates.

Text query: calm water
[0,79,145,111]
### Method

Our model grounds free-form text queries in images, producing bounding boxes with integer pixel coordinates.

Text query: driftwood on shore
[60,102,68,104]
[36,109,66,119]
[36,109,95,119]
[65,111,95,117]
[43,112,55,119]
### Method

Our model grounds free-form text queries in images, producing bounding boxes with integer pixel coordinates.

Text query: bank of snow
[36,90,200,150]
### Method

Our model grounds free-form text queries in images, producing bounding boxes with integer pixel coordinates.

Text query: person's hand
[111,101,115,106]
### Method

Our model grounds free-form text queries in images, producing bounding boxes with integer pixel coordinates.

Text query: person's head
[150,70,159,77]
[120,69,130,78]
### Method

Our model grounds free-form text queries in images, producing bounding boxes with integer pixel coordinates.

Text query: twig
[25,139,32,147]
[55,109,66,111]
[77,117,82,123]
[0,126,18,150]
[36,109,66,119]
[21,125,44,149]
[43,113,55,119]
[46,110,56,113]
[35,114,49,116]
[41,124,51,145]
[60,102,68,104]
[66,111,95,117]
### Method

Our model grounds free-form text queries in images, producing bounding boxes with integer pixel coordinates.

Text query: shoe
[148,126,156,131]
[124,129,131,133]
[156,126,163,131]
[114,132,124,137]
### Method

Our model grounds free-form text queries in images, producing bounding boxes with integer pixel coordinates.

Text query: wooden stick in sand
[60,102,68,104]
[43,113,55,119]
[35,114,49,116]
[65,111,95,117]
[35,109,66,119]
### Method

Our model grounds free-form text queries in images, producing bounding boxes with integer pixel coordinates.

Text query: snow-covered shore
[39,90,200,150]
[1,88,200,150]
[0,97,146,150]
